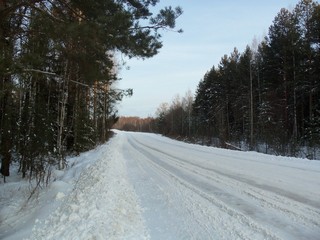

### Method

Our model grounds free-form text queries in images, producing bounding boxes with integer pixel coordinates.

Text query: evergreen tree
[0,0,182,179]
[190,0,320,157]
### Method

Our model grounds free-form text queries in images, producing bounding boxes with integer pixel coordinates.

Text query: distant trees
[153,0,320,159]
[113,116,155,132]
[154,91,194,139]
[0,0,182,181]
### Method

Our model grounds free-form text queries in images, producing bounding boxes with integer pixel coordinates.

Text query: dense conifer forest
[0,0,182,181]
[117,0,320,159]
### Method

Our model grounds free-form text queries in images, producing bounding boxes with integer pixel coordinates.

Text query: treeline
[154,0,320,159]
[113,116,155,132]
[154,91,194,138]
[114,91,194,134]
[0,0,182,181]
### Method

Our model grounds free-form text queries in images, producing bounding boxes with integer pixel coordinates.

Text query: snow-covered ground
[1,130,320,239]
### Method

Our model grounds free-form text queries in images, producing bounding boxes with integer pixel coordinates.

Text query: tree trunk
[0,0,12,178]
[102,91,107,142]
[292,51,298,146]
[57,61,69,170]
[250,61,254,150]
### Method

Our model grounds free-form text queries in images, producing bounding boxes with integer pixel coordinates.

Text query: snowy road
[13,130,320,240]
[118,131,320,240]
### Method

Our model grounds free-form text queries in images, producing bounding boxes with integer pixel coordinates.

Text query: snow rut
[125,133,320,240]
[156,148,320,229]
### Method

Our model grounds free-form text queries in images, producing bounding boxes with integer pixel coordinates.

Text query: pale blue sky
[117,0,302,117]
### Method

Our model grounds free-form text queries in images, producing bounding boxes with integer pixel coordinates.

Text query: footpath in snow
[1,130,320,240]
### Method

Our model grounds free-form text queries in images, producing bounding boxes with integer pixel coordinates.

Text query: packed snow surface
[1,130,320,239]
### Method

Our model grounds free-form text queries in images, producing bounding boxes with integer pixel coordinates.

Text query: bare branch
[23,69,89,87]
[23,68,58,76]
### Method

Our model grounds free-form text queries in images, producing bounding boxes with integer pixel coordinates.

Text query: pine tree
[0,0,183,178]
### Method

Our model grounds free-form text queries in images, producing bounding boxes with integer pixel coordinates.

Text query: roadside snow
[1,130,320,240]
[0,135,149,240]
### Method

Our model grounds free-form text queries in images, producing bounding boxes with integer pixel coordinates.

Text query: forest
[116,0,320,159]
[0,0,182,181]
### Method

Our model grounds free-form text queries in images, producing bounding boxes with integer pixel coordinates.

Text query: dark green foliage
[154,0,319,159]
[190,0,320,157]
[0,0,182,180]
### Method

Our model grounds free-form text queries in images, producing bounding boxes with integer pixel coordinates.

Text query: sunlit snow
[1,130,320,240]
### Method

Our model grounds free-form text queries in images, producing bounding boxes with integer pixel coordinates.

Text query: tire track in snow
[131,135,320,214]
[127,134,320,240]
[149,147,320,230]
[180,160,320,235]
[132,135,320,209]
[123,137,218,239]
[126,135,282,240]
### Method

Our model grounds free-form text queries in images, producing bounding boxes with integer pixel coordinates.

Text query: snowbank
[0,134,149,240]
